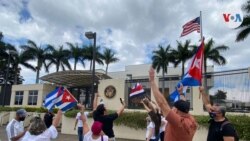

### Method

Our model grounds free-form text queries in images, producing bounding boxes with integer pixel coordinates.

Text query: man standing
[6,109,27,141]
[149,67,197,141]
[74,105,89,141]
[200,87,239,141]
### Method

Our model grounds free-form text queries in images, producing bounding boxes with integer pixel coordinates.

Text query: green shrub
[0,106,51,113]
[114,112,148,129]
[64,109,80,117]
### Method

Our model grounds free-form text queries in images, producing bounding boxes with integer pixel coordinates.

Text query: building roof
[40,70,111,87]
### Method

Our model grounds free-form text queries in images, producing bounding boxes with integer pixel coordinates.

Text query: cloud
[0,0,249,85]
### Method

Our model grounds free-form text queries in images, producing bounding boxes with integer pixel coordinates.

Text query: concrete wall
[10,84,55,107]
[98,78,126,110]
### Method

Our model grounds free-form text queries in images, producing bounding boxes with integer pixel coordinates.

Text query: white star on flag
[66,96,71,101]
[191,57,201,69]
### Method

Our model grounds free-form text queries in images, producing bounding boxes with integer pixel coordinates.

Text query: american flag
[181,17,200,37]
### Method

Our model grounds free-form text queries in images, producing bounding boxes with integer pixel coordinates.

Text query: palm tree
[47,45,71,72]
[83,45,104,70]
[152,45,172,94]
[236,0,250,42]
[9,47,36,84]
[66,42,85,70]
[21,40,52,83]
[171,40,195,77]
[102,48,119,74]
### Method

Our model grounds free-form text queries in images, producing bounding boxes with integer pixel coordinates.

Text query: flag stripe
[130,89,144,97]
[181,17,200,37]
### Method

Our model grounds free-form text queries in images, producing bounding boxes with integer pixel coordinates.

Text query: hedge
[0,106,58,113]
[1,107,250,140]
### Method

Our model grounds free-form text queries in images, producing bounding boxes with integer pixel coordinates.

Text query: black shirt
[93,112,118,138]
[207,118,235,141]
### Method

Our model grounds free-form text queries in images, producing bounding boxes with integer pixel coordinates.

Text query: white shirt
[76,112,89,127]
[146,122,156,139]
[21,125,58,141]
[160,116,167,133]
[6,119,24,141]
[83,131,109,141]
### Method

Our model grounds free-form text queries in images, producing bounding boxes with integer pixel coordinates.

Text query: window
[15,91,23,105]
[28,90,38,105]
[125,79,151,109]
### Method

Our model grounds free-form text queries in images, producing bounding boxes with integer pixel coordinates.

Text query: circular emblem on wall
[104,85,116,98]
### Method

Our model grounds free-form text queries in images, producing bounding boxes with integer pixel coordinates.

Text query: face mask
[19,117,25,121]
[209,112,217,118]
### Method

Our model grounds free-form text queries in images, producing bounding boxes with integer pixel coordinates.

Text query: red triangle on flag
[61,89,77,103]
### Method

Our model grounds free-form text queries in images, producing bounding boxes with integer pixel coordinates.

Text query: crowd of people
[5,67,239,141]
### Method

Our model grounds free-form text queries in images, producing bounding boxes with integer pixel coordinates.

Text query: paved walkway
[0,125,136,141]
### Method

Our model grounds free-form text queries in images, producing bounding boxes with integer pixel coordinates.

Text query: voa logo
[222,11,243,29]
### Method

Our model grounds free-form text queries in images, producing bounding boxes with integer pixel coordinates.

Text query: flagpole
[200,11,206,99]
[200,11,203,40]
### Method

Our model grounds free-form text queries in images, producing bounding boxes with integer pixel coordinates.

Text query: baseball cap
[174,100,190,113]
[91,121,103,135]
[16,109,27,117]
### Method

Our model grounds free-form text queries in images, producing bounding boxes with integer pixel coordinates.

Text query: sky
[0,0,250,100]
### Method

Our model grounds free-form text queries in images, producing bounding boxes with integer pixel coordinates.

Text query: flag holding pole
[44,87,77,112]
[170,39,204,101]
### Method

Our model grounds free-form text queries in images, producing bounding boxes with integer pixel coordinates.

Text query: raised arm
[117,99,125,116]
[141,99,152,112]
[52,109,62,127]
[199,86,214,112]
[93,93,99,111]
[149,67,171,117]
[177,84,186,101]
[77,104,90,135]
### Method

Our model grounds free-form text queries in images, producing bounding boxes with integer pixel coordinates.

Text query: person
[21,109,62,141]
[74,104,89,141]
[141,98,161,141]
[149,67,197,141]
[43,111,54,128]
[159,114,167,141]
[92,93,125,141]
[6,109,27,141]
[200,86,239,141]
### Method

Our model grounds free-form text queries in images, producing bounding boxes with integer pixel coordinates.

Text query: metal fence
[125,68,250,112]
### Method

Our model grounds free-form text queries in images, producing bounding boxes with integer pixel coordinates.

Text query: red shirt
[165,109,198,141]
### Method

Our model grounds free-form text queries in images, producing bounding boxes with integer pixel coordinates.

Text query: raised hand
[177,83,183,94]
[149,67,155,82]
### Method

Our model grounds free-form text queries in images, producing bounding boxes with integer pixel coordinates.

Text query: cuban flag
[170,39,204,102]
[44,87,77,112]
[44,87,64,111]
[129,83,145,97]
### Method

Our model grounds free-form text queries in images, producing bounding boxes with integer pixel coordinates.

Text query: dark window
[125,79,151,109]
[14,91,23,105]
[28,90,38,105]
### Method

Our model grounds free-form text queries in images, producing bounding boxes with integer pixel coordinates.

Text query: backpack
[220,121,239,141]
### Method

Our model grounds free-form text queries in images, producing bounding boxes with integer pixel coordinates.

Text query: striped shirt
[6,119,24,141]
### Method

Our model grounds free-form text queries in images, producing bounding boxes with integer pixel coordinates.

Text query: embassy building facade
[6,64,215,115]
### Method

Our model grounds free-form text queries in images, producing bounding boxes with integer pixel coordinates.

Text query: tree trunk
[56,64,59,72]
[74,60,77,70]
[162,67,165,95]
[36,68,40,84]
[89,60,92,70]
[181,61,185,77]
[204,58,208,94]
[14,66,18,85]
[106,64,109,75]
